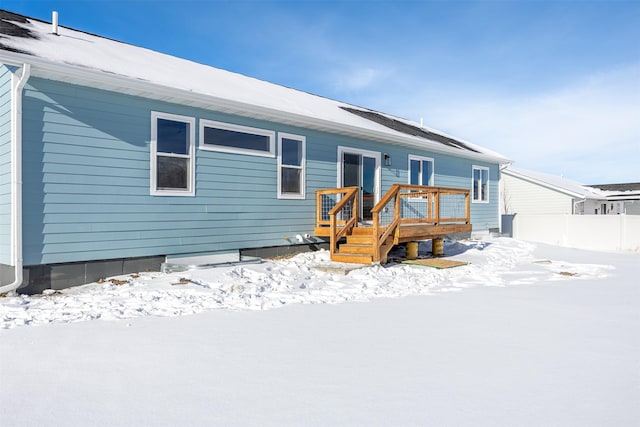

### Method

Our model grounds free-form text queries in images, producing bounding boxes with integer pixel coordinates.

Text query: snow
[0,13,509,162]
[1,16,411,138]
[504,166,606,199]
[1,237,638,426]
[0,238,614,328]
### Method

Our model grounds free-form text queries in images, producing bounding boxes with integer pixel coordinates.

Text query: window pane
[473,169,480,200]
[481,169,488,200]
[362,156,376,197]
[157,156,188,190]
[343,153,360,188]
[282,138,302,166]
[204,126,270,152]
[410,159,420,185]
[157,119,188,155]
[281,167,301,194]
[423,161,433,186]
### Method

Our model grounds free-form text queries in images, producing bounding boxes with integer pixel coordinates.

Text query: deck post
[330,213,337,256]
[316,190,322,226]
[372,211,380,263]
[465,192,471,223]
[434,189,440,226]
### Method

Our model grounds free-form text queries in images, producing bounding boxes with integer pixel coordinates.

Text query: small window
[151,112,195,196]
[408,155,434,186]
[472,165,489,203]
[278,133,306,199]
[200,119,275,157]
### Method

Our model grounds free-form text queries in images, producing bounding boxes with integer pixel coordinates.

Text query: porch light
[384,153,392,166]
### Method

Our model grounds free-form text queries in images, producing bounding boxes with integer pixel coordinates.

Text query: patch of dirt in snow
[0,238,614,329]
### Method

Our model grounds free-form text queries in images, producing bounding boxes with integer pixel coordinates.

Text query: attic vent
[51,11,58,35]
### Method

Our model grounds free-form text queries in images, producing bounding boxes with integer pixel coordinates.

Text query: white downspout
[0,63,30,294]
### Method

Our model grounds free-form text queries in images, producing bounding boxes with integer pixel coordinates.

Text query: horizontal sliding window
[200,119,275,157]
[151,112,195,196]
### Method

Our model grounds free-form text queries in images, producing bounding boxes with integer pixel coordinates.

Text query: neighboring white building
[586,183,640,215]
[501,167,640,216]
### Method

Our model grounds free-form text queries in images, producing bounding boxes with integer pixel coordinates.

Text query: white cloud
[330,65,395,93]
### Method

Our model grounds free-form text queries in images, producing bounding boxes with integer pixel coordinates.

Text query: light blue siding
[0,64,13,264]
[22,77,501,265]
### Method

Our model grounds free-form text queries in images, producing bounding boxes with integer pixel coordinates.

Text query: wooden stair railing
[371,184,401,263]
[316,185,471,265]
[325,187,359,258]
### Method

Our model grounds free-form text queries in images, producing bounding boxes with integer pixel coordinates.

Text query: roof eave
[502,168,602,199]
[2,50,509,164]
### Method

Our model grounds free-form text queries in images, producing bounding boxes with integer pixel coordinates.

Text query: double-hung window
[151,112,195,196]
[199,119,275,157]
[278,133,306,199]
[472,165,489,203]
[408,155,434,186]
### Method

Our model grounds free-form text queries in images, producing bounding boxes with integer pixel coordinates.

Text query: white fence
[509,214,640,252]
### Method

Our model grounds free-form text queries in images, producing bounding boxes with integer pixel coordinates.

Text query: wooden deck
[315,185,472,264]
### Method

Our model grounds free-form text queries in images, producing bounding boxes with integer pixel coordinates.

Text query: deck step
[331,253,373,264]
[350,227,375,236]
[338,243,374,255]
[346,235,375,244]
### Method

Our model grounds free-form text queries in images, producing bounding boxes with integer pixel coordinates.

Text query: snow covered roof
[503,167,640,201]
[0,9,509,163]
[502,167,606,199]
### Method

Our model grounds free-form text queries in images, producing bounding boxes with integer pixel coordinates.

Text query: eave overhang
[1,49,510,165]
[502,167,600,200]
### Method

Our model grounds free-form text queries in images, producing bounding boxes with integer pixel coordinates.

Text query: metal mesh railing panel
[399,195,432,221]
[439,193,467,221]
[321,193,354,222]
[379,197,396,226]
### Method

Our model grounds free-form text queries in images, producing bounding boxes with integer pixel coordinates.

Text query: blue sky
[4,0,639,184]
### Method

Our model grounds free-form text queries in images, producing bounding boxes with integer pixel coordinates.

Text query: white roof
[0,10,509,163]
[503,167,616,200]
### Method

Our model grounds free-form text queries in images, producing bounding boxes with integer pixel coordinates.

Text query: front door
[339,148,380,221]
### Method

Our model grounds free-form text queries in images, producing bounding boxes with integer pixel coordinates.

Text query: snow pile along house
[0,10,509,294]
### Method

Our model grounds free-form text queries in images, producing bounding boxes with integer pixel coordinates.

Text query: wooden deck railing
[315,185,471,263]
[316,187,359,257]
[370,184,470,262]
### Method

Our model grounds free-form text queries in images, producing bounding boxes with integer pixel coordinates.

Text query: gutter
[0,63,30,294]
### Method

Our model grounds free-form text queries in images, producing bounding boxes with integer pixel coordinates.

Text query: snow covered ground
[1,237,638,426]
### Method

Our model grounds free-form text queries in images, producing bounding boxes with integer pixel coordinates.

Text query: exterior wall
[624,200,640,215]
[502,172,574,215]
[21,77,500,266]
[0,64,13,266]
[584,199,624,215]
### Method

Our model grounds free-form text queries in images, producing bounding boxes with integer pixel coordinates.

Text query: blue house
[0,10,509,293]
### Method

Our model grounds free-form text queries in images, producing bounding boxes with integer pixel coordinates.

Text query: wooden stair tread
[331,253,373,264]
[338,243,374,255]
[346,235,375,244]
[350,227,374,235]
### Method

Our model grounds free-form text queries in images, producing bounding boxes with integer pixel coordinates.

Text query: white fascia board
[2,51,509,165]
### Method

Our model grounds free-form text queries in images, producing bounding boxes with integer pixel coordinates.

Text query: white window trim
[408,155,435,186]
[277,132,306,200]
[472,165,490,203]
[199,119,275,158]
[150,111,195,197]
